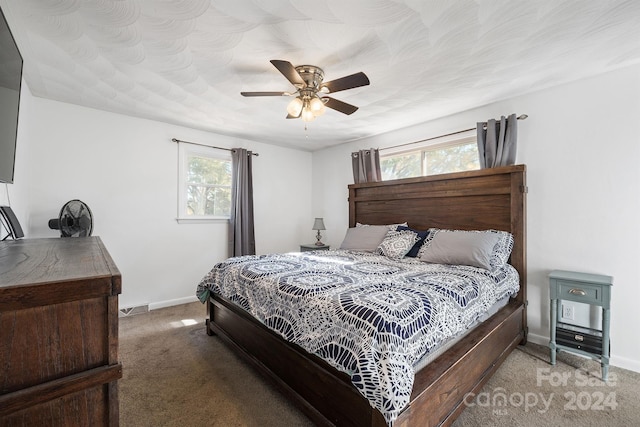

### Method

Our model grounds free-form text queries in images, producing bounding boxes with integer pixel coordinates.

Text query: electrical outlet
[562,304,575,321]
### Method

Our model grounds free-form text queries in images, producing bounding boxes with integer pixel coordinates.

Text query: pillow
[356,222,407,230]
[396,226,430,257]
[488,230,515,268]
[339,225,390,252]
[418,229,514,270]
[376,229,420,260]
[419,231,501,270]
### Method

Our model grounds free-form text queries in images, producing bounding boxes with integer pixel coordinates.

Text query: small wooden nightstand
[549,270,613,380]
[300,243,330,252]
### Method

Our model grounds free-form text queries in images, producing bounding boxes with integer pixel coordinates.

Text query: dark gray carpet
[119,302,640,426]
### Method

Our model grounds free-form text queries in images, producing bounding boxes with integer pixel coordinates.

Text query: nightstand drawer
[556,327,603,355]
[557,280,602,304]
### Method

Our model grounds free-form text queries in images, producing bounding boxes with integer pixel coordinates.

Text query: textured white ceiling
[2,0,639,151]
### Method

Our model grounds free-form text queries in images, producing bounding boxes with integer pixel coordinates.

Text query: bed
[199,164,527,426]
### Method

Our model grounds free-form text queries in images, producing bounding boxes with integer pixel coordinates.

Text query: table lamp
[312,218,326,246]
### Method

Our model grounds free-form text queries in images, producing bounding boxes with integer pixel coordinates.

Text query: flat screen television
[0,6,22,184]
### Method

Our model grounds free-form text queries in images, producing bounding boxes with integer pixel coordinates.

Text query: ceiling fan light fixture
[309,96,326,116]
[242,60,370,123]
[287,97,303,117]
[301,105,316,122]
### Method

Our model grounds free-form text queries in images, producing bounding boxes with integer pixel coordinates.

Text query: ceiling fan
[241,60,370,122]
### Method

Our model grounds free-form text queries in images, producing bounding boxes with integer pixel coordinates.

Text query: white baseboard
[610,355,640,374]
[527,332,640,374]
[527,332,549,347]
[148,295,199,311]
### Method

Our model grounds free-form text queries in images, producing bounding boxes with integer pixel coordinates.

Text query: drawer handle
[569,288,586,296]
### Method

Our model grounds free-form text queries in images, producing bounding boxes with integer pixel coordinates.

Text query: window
[380,135,479,180]
[178,143,232,222]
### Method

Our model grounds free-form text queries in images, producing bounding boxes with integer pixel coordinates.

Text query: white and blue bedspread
[196,250,519,424]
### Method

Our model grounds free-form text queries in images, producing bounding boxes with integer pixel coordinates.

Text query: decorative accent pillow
[418,229,514,270]
[396,226,430,257]
[339,225,390,252]
[376,229,420,260]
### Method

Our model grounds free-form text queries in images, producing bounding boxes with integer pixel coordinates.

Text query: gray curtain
[476,113,518,168]
[351,148,381,184]
[228,148,255,257]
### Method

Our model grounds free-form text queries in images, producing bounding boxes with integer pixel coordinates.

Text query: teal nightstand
[549,270,613,380]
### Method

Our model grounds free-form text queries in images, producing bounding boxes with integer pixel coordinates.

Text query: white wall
[312,64,640,373]
[13,95,312,310]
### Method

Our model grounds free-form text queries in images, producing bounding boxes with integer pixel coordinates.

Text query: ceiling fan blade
[323,97,359,115]
[270,60,305,87]
[322,72,370,94]
[241,91,288,97]
[286,113,300,119]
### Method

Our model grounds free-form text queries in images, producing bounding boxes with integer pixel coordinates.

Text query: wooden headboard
[348,164,527,309]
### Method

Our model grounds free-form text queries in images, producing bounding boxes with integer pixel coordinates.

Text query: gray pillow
[340,225,390,252]
[356,222,407,230]
[419,231,501,270]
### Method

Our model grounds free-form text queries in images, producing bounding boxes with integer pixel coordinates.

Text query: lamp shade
[301,106,316,122]
[312,217,326,231]
[287,97,303,117]
[309,96,326,116]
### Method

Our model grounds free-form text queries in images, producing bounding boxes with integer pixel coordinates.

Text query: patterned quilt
[196,249,519,424]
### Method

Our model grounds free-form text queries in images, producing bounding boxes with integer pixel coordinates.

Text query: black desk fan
[0,205,24,240]
[48,199,93,237]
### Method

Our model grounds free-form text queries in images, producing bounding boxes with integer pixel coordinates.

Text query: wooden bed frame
[205,164,527,426]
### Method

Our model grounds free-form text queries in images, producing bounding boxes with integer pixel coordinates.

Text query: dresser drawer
[557,280,602,304]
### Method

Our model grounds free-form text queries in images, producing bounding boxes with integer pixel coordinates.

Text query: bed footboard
[396,300,524,426]
[207,294,524,427]
[207,294,387,426]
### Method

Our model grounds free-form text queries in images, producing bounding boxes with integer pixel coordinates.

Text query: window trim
[177,142,232,223]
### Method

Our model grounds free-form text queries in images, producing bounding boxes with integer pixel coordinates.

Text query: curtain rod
[379,114,528,152]
[171,138,259,156]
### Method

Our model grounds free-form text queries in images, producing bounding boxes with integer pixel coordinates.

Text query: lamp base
[315,230,324,246]
[315,241,324,246]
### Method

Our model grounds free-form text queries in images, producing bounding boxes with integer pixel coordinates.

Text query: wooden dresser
[0,237,122,426]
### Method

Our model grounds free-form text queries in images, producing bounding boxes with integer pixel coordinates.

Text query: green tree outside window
[381,140,479,180]
[186,155,231,217]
